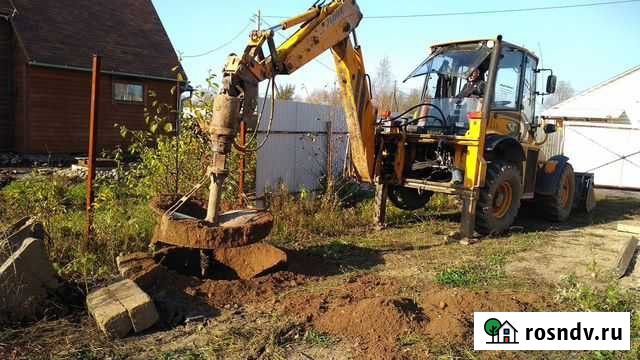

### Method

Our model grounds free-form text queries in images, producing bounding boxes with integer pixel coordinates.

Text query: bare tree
[373,56,395,112]
[305,82,341,106]
[397,87,422,111]
[276,83,296,101]
[544,80,575,108]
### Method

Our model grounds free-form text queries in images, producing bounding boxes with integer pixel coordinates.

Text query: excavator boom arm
[218,0,376,183]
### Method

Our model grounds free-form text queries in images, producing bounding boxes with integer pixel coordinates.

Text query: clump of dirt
[315,297,426,360]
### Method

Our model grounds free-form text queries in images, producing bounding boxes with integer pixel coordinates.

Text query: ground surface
[1,189,639,360]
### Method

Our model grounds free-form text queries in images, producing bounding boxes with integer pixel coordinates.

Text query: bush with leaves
[115,75,256,205]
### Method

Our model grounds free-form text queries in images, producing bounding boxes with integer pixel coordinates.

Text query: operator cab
[403,39,546,139]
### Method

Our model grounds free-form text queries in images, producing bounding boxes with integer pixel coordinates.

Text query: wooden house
[0,0,184,154]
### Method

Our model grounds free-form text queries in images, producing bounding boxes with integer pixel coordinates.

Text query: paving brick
[110,279,158,333]
[87,279,158,337]
[86,286,132,339]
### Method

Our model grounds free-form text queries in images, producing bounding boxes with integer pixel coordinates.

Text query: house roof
[2,0,184,81]
[498,320,518,332]
[542,65,640,125]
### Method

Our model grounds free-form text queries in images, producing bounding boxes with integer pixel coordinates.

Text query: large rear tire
[536,164,575,221]
[476,161,523,235]
[388,186,433,211]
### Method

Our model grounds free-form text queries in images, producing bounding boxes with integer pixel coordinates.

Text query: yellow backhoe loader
[194,0,596,256]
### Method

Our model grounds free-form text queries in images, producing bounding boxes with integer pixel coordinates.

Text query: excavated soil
[279,275,541,360]
[123,249,541,359]
[316,297,426,360]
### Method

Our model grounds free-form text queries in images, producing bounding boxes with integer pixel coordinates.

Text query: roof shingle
[6,0,183,80]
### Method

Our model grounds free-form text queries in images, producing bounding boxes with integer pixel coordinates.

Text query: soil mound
[420,288,539,343]
[315,297,426,360]
[277,275,541,359]
[194,271,306,308]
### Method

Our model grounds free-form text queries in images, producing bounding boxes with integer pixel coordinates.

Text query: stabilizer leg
[374,183,388,229]
[458,191,478,244]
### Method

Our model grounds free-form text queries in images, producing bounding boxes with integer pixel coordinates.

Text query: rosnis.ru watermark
[474,312,630,350]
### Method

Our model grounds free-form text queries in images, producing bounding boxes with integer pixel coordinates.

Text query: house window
[113,82,144,103]
[504,329,510,334]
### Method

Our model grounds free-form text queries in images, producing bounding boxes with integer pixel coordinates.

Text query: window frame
[112,80,146,105]
[492,47,526,111]
[521,54,538,125]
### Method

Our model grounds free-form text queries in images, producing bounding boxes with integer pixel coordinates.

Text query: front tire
[536,164,575,221]
[476,161,523,235]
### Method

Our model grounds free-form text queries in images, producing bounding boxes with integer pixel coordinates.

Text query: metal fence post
[85,54,100,248]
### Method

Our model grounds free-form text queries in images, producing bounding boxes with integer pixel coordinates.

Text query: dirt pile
[316,297,426,360]
[278,275,541,359]
[420,288,539,344]
[194,271,306,308]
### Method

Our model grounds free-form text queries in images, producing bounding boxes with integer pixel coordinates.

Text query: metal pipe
[85,54,101,247]
[206,175,224,223]
[28,61,184,83]
[238,120,246,204]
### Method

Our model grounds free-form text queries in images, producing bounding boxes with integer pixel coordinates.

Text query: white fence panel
[256,100,348,196]
[562,123,640,189]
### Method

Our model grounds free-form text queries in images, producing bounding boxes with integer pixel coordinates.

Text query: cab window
[522,55,537,124]
[492,48,524,110]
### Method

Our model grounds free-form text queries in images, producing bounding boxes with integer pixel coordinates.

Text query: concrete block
[87,279,158,338]
[110,279,158,332]
[116,252,167,292]
[86,286,132,339]
[2,217,45,254]
[613,236,639,278]
[116,252,152,269]
[0,237,59,321]
[116,252,155,278]
[618,223,640,235]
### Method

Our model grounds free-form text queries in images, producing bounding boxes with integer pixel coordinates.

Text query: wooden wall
[21,66,177,153]
[0,21,12,150]
[12,37,28,153]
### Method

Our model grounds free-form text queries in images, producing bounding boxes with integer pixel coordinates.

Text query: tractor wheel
[536,164,575,221]
[476,161,523,235]
[388,186,433,211]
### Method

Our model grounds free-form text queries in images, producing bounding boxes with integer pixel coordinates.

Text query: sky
[152,0,640,97]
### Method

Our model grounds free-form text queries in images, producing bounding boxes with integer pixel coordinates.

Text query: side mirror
[546,75,557,94]
[543,123,557,134]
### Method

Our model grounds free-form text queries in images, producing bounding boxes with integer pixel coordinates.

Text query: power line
[181,20,252,58]
[263,0,640,19]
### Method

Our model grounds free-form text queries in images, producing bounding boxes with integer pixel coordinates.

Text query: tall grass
[0,174,154,286]
[265,181,374,247]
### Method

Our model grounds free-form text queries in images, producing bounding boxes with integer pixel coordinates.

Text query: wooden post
[86,54,101,247]
[326,120,333,191]
[238,120,246,204]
